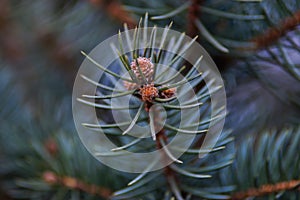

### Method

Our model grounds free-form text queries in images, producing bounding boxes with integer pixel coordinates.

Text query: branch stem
[42,171,112,199]
[231,179,300,200]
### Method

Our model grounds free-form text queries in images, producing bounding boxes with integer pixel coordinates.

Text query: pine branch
[5,1,300,199]
[0,68,121,199]
[231,179,300,200]
[156,128,184,200]
[42,171,113,199]
[80,17,232,199]
[124,0,300,56]
[214,126,300,199]
[253,9,300,49]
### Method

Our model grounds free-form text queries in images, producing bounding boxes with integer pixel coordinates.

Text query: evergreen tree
[0,0,299,199]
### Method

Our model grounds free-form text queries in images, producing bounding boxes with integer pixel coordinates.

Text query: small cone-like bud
[139,84,159,102]
[161,87,176,99]
[131,57,154,83]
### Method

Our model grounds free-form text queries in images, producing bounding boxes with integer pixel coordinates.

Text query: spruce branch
[253,9,300,49]
[78,16,231,199]
[230,179,300,200]
[42,171,113,199]
[2,1,300,199]
[123,0,300,56]
[213,127,300,199]
[0,67,122,199]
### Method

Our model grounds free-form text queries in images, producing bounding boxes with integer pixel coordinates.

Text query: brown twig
[187,0,202,38]
[42,171,112,199]
[88,0,137,28]
[253,9,300,49]
[231,179,300,200]
[149,103,181,198]
[155,129,173,173]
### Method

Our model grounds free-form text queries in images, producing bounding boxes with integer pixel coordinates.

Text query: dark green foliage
[0,66,124,199]
[217,127,300,199]
[76,19,232,199]
[111,131,234,200]
[123,0,300,55]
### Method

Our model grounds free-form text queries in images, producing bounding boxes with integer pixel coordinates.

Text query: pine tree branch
[150,102,184,199]
[253,9,300,49]
[156,129,184,200]
[230,179,300,200]
[88,0,137,28]
[42,171,113,199]
[77,16,232,199]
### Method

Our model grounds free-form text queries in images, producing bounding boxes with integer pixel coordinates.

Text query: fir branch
[253,9,300,49]
[79,16,231,199]
[230,179,300,200]
[148,101,184,198]
[214,127,300,200]
[42,171,112,199]
[155,128,184,200]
